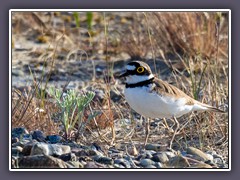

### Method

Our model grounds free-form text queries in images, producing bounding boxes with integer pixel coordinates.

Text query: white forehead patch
[127,65,136,71]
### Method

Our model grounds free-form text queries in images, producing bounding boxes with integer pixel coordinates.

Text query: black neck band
[126,77,154,88]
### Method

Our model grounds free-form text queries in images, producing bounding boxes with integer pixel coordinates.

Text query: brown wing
[152,78,225,113]
[151,78,195,105]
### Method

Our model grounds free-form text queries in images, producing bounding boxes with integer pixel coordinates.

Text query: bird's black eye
[136,66,144,73]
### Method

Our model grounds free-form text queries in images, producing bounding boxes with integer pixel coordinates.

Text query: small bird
[120,61,225,149]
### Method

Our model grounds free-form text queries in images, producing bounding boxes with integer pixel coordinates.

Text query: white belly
[124,86,193,118]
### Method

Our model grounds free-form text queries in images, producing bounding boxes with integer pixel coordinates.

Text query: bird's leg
[144,118,150,146]
[169,116,180,149]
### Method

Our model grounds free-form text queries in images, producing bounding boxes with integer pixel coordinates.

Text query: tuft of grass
[48,87,96,141]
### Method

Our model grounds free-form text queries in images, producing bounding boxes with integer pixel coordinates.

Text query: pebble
[187,147,212,162]
[22,141,37,156]
[155,162,164,168]
[145,144,162,151]
[151,152,169,163]
[114,158,131,168]
[113,164,125,168]
[32,130,46,142]
[46,135,62,143]
[145,165,157,168]
[164,151,176,159]
[58,153,77,162]
[12,127,29,139]
[18,154,68,168]
[11,137,19,144]
[30,142,71,156]
[94,156,113,165]
[140,159,155,167]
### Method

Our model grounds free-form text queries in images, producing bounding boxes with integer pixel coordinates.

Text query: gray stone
[95,156,113,165]
[46,135,62,143]
[18,154,68,168]
[151,152,169,163]
[145,144,162,151]
[140,159,155,167]
[12,127,29,139]
[164,151,176,159]
[32,130,46,142]
[92,155,102,161]
[30,142,71,156]
[11,137,19,144]
[58,153,77,162]
[155,162,164,168]
[113,164,125,168]
[22,142,37,156]
[114,158,131,168]
[12,69,24,76]
[187,147,212,162]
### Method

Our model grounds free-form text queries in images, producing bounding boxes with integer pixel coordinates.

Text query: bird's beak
[119,71,129,78]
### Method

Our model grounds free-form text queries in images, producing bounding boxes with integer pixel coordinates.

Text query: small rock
[109,148,120,153]
[164,151,176,159]
[46,135,62,144]
[30,142,71,156]
[12,127,29,139]
[145,144,162,151]
[187,147,212,162]
[151,152,169,163]
[12,69,24,76]
[32,130,46,142]
[58,153,77,162]
[30,142,49,155]
[95,156,113,165]
[92,155,102,161]
[113,164,125,168]
[136,150,155,160]
[155,162,164,168]
[22,142,37,156]
[114,158,131,168]
[11,137,19,144]
[18,154,68,168]
[140,159,155,167]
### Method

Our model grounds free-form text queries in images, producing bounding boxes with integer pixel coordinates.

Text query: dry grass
[12,86,59,135]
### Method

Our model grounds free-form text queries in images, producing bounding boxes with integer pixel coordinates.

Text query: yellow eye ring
[137,66,145,73]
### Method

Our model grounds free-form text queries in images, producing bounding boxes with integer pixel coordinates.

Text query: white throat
[126,74,154,84]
